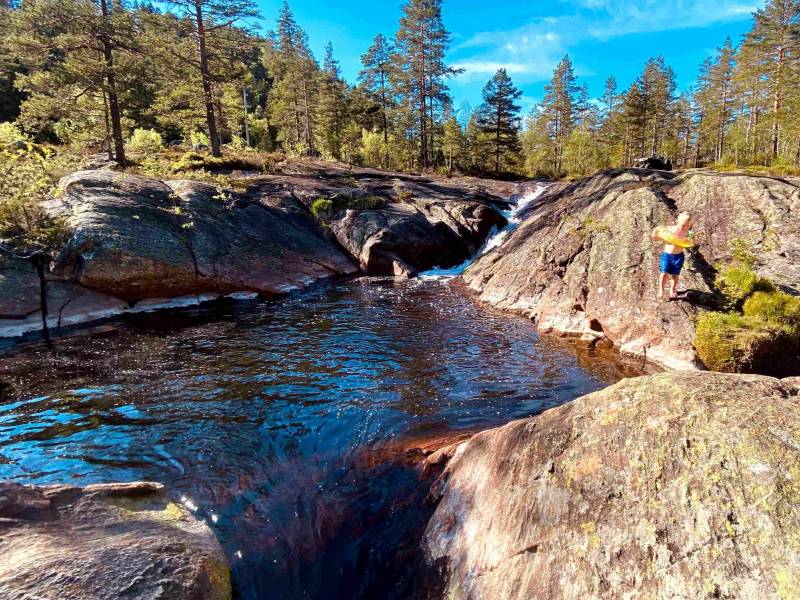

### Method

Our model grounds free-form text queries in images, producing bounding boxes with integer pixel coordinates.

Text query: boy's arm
[650,226,661,242]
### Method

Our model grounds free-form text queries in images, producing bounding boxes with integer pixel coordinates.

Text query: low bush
[743,291,800,328]
[695,311,799,374]
[0,143,67,253]
[0,122,28,146]
[189,131,210,149]
[311,198,334,219]
[126,128,164,154]
[333,193,385,211]
[716,264,775,310]
[170,151,270,174]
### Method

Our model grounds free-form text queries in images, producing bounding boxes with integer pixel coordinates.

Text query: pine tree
[9,0,139,164]
[315,42,348,159]
[476,69,522,174]
[162,0,258,157]
[264,1,318,155]
[694,39,736,162]
[540,55,578,175]
[359,33,394,142]
[392,0,460,169]
[744,0,800,160]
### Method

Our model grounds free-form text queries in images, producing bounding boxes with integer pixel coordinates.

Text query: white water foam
[419,182,550,281]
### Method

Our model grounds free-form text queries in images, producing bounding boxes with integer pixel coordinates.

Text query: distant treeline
[0,0,798,177]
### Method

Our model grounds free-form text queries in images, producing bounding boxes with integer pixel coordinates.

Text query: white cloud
[450,0,757,85]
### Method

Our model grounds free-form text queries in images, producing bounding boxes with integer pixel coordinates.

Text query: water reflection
[0,277,642,599]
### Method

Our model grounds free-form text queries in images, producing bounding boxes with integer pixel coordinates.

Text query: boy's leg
[658,272,669,299]
[670,274,680,298]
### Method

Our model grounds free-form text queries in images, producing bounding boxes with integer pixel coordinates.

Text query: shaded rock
[424,371,800,600]
[0,480,230,600]
[0,255,128,338]
[464,168,800,369]
[329,202,504,277]
[0,256,42,319]
[250,159,510,276]
[45,170,357,302]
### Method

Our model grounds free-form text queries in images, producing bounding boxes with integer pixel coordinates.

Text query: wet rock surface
[424,371,800,600]
[463,168,800,369]
[0,481,230,600]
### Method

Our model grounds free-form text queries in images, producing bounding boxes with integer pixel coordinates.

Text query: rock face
[424,371,800,600]
[463,169,800,369]
[46,171,358,302]
[251,159,511,276]
[329,201,505,276]
[1,162,510,339]
[0,481,230,600]
[0,255,128,338]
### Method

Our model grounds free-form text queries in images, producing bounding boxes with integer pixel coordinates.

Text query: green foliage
[476,68,522,174]
[694,311,797,374]
[729,238,757,268]
[0,143,68,252]
[0,122,28,146]
[310,193,386,220]
[743,291,800,328]
[127,129,164,154]
[696,249,800,375]
[310,198,334,219]
[169,151,267,174]
[190,131,211,149]
[715,264,775,310]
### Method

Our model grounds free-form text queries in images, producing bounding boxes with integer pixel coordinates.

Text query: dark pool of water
[0,277,642,599]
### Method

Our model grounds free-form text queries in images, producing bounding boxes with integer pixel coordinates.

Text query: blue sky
[253,0,760,114]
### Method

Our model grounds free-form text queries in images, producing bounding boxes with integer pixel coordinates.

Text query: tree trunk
[101,87,113,161]
[771,48,784,161]
[301,78,314,155]
[99,0,125,165]
[194,0,221,157]
[495,110,501,174]
[380,71,388,143]
[695,112,704,167]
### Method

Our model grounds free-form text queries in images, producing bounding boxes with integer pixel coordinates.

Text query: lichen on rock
[424,371,800,600]
[0,480,231,600]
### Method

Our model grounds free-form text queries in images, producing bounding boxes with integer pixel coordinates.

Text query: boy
[652,212,692,300]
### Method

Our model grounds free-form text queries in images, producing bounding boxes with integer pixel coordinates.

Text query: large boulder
[45,171,357,303]
[329,201,505,277]
[251,159,510,276]
[424,371,800,600]
[0,481,230,600]
[463,169,800,369]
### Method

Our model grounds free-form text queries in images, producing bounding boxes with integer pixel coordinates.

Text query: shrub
[311,198,334,219]
[716,264,775,310]
[126,128,164,154]
[695,311,798,374]
[0,122,29,146]
[743,291,800,328]
[190,131,210,149]
[0,143,66,252]
[171,151,208,173]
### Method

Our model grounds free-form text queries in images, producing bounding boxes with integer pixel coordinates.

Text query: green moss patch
[695,261,800,375]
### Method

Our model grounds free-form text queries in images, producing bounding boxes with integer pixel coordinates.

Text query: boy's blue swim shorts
[660,252,685,275]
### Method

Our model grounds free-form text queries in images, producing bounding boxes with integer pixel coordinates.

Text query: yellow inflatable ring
[656,226,693,248]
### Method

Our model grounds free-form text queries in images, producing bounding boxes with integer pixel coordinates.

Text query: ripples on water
[0,277,642,599]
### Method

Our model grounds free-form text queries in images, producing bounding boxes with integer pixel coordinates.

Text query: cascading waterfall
[419,182,551,280]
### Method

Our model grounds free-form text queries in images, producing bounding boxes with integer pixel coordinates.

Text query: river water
[0,188,642,599]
